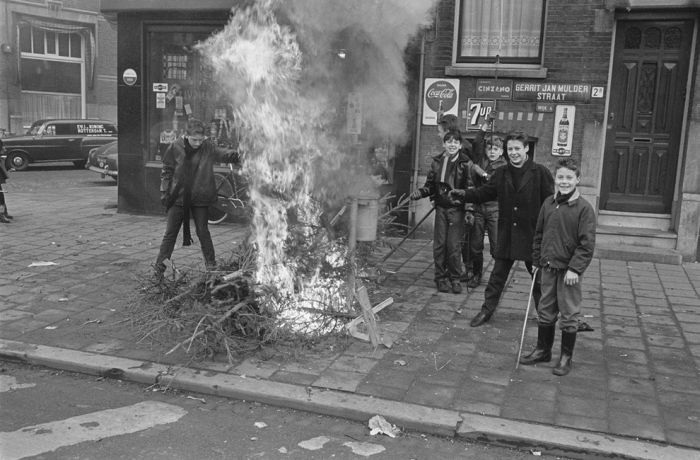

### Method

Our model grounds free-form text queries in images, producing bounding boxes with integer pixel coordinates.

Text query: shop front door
[601,19,693,214]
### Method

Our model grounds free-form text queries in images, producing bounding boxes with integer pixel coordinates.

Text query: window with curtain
[456,0,546,64]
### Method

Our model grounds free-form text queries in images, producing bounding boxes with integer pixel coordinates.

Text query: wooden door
[601,19,693,214]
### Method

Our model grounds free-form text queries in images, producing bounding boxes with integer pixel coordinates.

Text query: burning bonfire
[129,0,434,361]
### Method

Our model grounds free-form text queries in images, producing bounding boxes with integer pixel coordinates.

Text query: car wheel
[8,152,29,171]
[73,160,86,168]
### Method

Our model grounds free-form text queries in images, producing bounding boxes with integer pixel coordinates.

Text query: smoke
[281,0,434,144]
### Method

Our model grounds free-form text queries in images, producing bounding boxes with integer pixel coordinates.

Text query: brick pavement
[1,186,700,452]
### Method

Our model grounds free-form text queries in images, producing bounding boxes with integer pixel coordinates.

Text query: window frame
[449,0,548,77]
[19,24,83,60]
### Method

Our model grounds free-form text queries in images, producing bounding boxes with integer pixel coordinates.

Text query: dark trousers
[482,258,541,315]
[0,184,7,213]
[155,205,216,268]
[433,206,465,282]
[462,204,498,275]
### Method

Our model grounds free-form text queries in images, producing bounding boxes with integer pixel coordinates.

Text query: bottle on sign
[557,107,570,146]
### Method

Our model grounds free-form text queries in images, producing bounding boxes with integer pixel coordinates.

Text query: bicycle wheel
[214,172,234,197]
[208,194,229,225]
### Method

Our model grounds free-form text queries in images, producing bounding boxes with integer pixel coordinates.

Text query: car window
[28,122,42,135]
[54,123,76,135]
[44,124,56,136]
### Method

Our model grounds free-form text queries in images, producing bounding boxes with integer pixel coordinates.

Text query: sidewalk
[1,186,700,458]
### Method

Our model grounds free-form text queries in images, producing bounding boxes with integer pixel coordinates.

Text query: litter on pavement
[368,415,400,438]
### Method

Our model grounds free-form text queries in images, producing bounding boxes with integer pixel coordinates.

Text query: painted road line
[0,401,187,460]
[0,376,36,392]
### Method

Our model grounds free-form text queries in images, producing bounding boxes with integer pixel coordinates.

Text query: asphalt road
[2,162,116,194]
[0,360,570,460]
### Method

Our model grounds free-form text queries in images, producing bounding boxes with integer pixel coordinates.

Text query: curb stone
[457,413,700,460]
[2,339,698,459]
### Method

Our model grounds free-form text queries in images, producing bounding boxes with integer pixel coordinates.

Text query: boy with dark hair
[520,158,596,376]
[437,114,473,161]
[155,118,240,273]
[449,131,554,326]
[411,129,477,294]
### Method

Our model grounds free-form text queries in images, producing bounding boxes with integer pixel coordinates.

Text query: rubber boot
[519,324,555,365]
[553,329,577,376]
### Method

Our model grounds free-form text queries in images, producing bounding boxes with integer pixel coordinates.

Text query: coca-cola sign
[422,78,460,126]
[425,81,457,112]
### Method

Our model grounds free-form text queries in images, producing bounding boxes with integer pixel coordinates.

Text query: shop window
[455,0,546,65]
[146,25,235,162]
[20,58,80,93]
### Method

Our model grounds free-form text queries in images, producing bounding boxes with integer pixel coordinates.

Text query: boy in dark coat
[520,158,596,376]
[411,129,478,294]
[450,131,554,326]
[155,118,240,273]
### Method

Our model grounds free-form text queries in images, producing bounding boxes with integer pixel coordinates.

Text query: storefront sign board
[475,79,513,100]
[514,82,591,103]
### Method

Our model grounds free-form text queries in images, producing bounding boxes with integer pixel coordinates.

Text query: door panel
[601,19,692,214]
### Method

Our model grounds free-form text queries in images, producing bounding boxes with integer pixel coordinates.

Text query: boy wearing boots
[411,129,478,294]
[520,158,596,376]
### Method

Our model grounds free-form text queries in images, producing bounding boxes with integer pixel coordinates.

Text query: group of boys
[411,114,596,376]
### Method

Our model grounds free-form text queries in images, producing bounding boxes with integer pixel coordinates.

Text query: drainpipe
[409,34,426,228]
[409,8,437,227]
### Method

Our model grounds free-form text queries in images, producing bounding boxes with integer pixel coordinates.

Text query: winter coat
[459,158,554,261]
[532,190,596,275]
[160,137,239,207]
[416,150,478,209]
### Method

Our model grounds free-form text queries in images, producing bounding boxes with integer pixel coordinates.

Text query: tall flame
[198,0,434,325]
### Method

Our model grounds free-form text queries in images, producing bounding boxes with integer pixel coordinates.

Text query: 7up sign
[423,78,460,126]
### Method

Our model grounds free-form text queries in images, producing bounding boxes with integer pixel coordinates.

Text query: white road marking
[0,376,36,392]
[0,401,187,460]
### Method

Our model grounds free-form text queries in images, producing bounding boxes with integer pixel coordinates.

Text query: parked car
[1,119,117,171]
[86,140,118,181]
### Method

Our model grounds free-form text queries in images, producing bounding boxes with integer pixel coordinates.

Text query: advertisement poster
[552,105,575,156]
[423,78,459,125]
[466,99,496,131]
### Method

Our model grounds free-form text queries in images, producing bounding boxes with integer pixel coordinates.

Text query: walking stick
[515,267,539,369]
[381,205,435,263]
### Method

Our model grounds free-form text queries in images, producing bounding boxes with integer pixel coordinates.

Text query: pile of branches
[127,243,267,363]
[126,195,410,364]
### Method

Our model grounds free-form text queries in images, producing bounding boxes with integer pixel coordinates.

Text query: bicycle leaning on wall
[208,162,250,224]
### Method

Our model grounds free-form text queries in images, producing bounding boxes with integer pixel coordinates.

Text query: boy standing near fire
[411,129,479,294]
[154,118,240,274]
[520,158,596,376]
[449,131,554,326]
